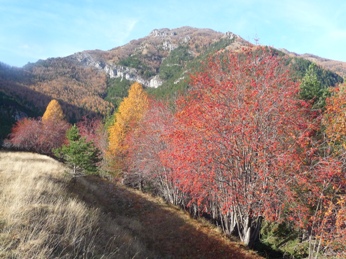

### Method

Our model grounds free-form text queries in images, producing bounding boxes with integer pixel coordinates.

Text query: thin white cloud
[108,19,138,47]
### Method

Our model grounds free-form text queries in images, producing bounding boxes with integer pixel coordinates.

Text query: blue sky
[1,0,345,67]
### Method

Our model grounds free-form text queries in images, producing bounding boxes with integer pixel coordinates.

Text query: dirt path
[69,175,263,259]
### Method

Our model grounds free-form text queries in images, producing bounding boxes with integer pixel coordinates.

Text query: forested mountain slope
[0,27,344,143]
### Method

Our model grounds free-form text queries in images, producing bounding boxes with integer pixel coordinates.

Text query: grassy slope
[0,151,262,259]
[0,152,155,258]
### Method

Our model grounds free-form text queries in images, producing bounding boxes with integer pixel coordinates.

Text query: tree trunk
[239,216,263,248]
[222,211,237,236]
[138,174,143,191]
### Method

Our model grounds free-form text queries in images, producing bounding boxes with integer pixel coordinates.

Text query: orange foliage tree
[108,82,148,172]
[42,99,65,122]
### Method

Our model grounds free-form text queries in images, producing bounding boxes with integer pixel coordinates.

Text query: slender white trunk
[238,215,262,247]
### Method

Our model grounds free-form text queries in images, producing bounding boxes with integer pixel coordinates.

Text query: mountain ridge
[66,26,251,88]
[279,48,346,78]
[0,26,345,143]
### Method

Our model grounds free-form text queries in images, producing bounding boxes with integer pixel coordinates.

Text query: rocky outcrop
[109,66,147,86]
[225,31,238,40]
[70,52,162,87]
[68,27,251,88]
[149,75,163,88]
[150,28,177,37]
[162,40,176,51]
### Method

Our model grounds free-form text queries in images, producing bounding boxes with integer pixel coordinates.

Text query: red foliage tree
[161,47,316,247]
[77,117,108,170]
[9,118,41,152]
[124,100,184,203]
[77,117,107,153]
[303,156,346,257]
[9,99,69,155]
[9,117,69,155]
[300,83,346,257]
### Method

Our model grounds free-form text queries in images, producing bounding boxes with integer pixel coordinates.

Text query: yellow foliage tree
[108,82,149,171]
[42,99,65,122]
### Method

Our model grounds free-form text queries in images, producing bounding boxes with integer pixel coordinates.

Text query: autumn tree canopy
[77,117,109,171]
[9,117,69,155]
[124,99,176,197]
[108,82,149,172]
[9,99,69,155]
[42,99,65,122]
[161,47,316,247]
[301,82,346,256]
[323,83,346,149]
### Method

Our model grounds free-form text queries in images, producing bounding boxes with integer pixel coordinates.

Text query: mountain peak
[73,27,250,87]
[1,26,345,144]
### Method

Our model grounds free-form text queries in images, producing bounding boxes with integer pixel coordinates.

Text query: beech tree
[108,82,148,172]
[162,47,315,247]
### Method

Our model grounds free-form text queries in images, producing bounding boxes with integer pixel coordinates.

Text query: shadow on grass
[253,242,286,259]
[67,175,262,259]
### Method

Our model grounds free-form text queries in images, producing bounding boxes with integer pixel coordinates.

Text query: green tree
[54,125,101,175]
[299,63,330,109]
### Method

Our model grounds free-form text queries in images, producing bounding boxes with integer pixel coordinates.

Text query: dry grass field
[0,151,262,259]
[0,151,154,258]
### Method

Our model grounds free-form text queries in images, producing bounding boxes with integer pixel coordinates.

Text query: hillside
[0,26,344,143]
[280,48,346,78]
[0,151,263,258]
[0,28,241,132]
